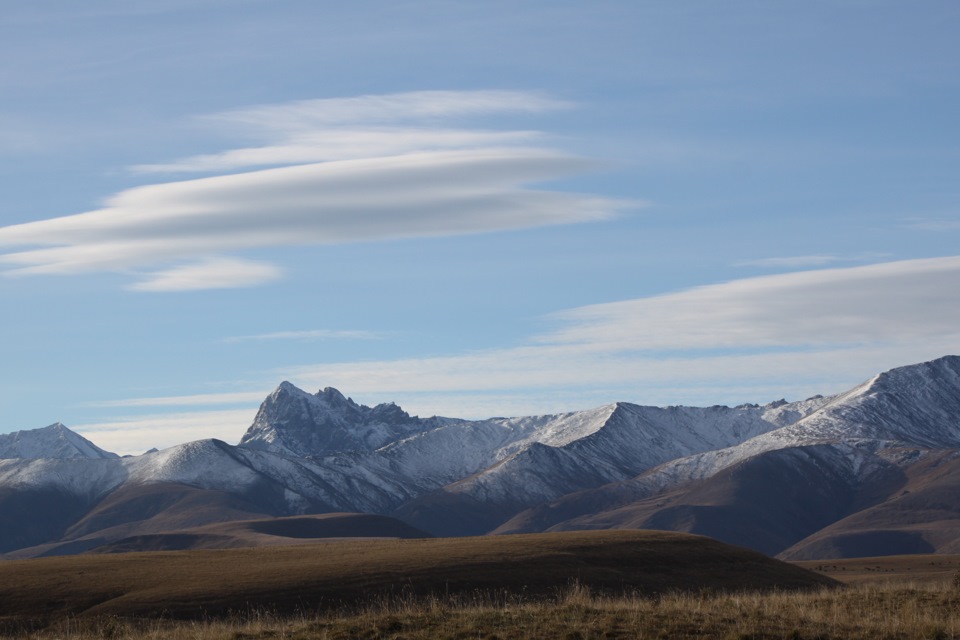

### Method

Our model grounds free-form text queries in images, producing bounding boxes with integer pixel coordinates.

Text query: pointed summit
[0,423,118,460]
[238,382,434,457]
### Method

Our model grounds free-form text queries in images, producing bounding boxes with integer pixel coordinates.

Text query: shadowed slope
[779,450,960,560]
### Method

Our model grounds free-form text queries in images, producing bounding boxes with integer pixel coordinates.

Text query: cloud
[278,256,960,413]
[87,390,270,408]
[735,252,890,268]
[130,128,544,174]
[202,90,572,131]
[0,91,626,291]
[544,256,960,350]
[73,408,257,456]
[131,91,571,174]
[129,257,282,292]
[223,329,384,343]
[74,256,960,441]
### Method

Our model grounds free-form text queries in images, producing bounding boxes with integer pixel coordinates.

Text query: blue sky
[2,1,959,454]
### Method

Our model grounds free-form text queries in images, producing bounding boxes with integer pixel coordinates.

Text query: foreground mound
[0,530,835,623]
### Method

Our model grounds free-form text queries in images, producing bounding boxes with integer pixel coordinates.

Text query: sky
[1,1,959,455]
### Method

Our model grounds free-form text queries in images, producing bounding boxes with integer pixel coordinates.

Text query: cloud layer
[281,255,960,410]
[83,255,960,449]
[0,91,626,291]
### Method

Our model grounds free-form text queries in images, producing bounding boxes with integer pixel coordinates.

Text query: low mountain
[0,422,117,460]
[778,449,960,559]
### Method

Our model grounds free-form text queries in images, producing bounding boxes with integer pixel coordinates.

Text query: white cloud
[87,390,270,408]
[0,91,625,290]
[131,128,544,174]
[73,408,257,456]
[202,90,572,131]
[735,252,891,268]
[544,256,960,350]
[74,256,960,439]
[129,256,282,292]
[0,149,628,280]
[132,91,570,174]
[278,256,960,413]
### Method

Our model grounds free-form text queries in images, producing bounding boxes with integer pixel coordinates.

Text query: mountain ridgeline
[2,356,960,560]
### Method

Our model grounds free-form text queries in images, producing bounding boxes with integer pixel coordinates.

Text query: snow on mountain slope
[625,355,960,492]
[127,439,268,492]
[371,405,619,490]
[395,399,820,535]
[767,355,960,448]
[3,355,958,556]
[497,357,960,542]
[0,423,118,460]
[0,456,128,502]
[448,400,809,501]
[238,383,440,457]
[238,383,821,531]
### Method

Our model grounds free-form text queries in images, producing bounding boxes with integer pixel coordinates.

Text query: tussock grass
[3,579,960,640]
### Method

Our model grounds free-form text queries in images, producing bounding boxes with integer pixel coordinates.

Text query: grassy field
[795,553,960,586]
[0,530,831,622]
[1,531,958,639]
[2,578,959,639]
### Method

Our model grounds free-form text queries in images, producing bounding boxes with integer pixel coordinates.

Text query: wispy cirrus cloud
[87,390,270,409]
[0,91,629,292]
[76,255,960,445]
[128,256,282,292]
[279,256,960,413]
[735,252,890,269]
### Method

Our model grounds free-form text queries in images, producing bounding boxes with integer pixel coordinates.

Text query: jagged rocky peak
[0,422,118,460]
[239,381,431,457]
[369,401,412,422]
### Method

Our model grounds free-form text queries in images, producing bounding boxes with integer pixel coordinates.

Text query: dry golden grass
[795,554,960,586]
[11,532,960,639]
[0,530,832,622]
[2,578,959,640]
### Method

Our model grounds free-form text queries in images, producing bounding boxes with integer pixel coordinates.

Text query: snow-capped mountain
[239,382,441,457]
[0,423,117,460]
[2,355,959,559]
[496,356,960,558]
[394,400,810,535]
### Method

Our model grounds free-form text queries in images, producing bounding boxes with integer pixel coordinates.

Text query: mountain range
[2,355,959,560]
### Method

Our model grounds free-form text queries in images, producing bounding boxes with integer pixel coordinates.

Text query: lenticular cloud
[0,91,630,291]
